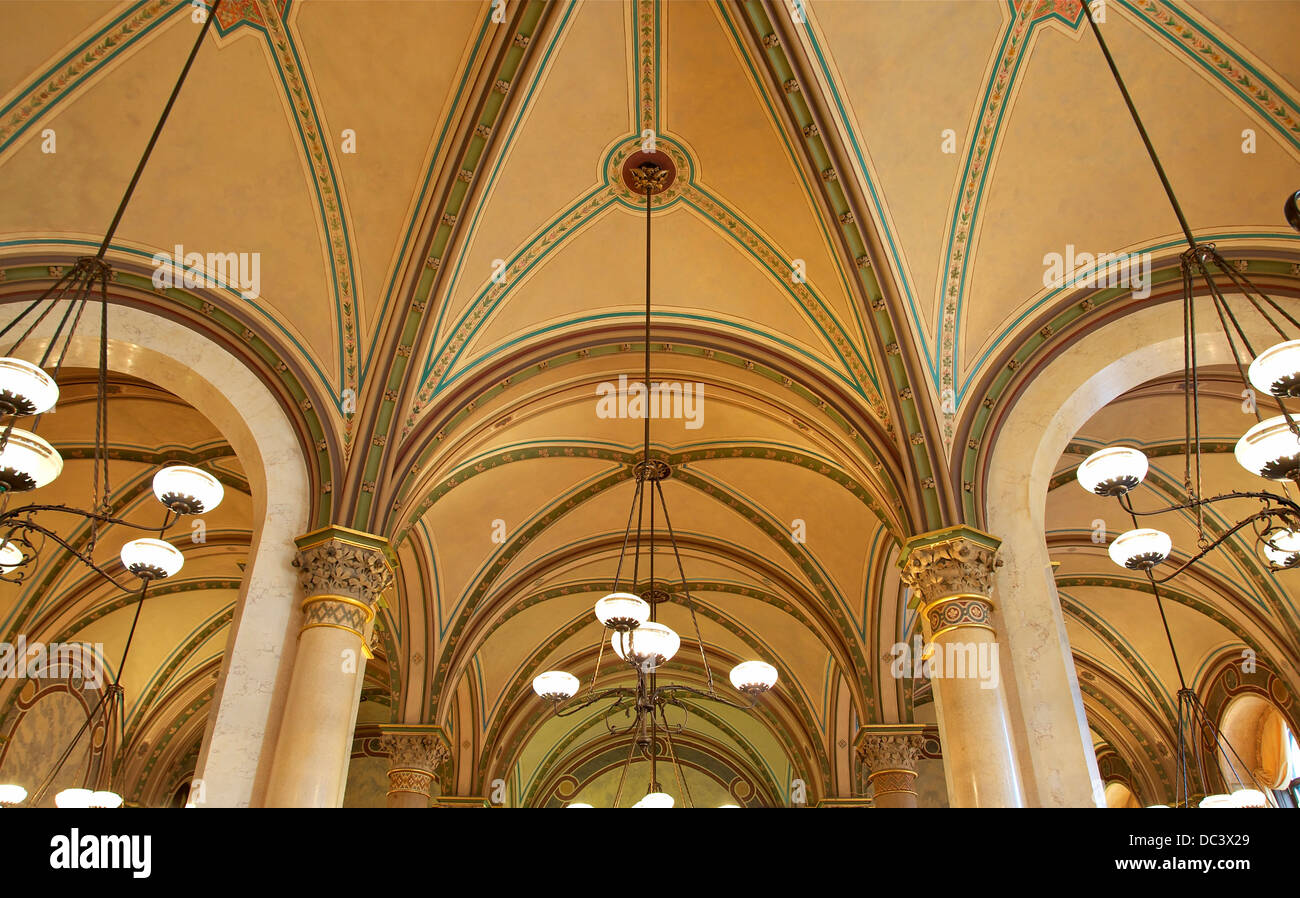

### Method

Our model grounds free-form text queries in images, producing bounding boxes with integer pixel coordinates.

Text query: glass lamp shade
[1198,793,1234,809]
[1229,789,1267,808]
[610,621,680,670]
[1248,340,1300,398]
[718,803,740,808]
[566,802,594,808]
[0,783,27,806]
[89,790,123,809]
[0,357,58,416]
[531,670,579,701]
[1108,528,1171,571]
[120,538,184,580]
[632,792,674,808]
[1076,446,1149,496]
[152,465,224,514]
[54,788,93,809]
[729,660,778,694]
[0,428,63,492]
[1261,528,1300,568]
[0,540,24,573]
[593,592,650,631]
[1235,416,1300,481]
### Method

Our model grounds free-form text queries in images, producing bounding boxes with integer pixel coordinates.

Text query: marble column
[379,728,449,808]
[856,730,924,808]
[264,527,395,807]
[900,526,1025,807]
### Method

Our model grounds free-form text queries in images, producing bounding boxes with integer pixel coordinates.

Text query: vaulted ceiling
[1,0,1298,806]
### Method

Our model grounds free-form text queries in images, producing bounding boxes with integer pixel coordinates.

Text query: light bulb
[593,592,650,631]
[152,465,224,514]
[0,357,58,416]
[1107,528,1171,571]
[120,538,184,580]
[1076,446,1148,496]
[531,670,579,701]
[610,621,679,670]
[1248,340,1300,398]
[729,660,778,694]
[0,428,63,491]
[1235,416,1300,481]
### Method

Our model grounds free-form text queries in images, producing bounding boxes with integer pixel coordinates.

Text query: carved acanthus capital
[379,733,448,775]
[293,533,394,603]
[857,734,924,775]
[900,527,1002,608]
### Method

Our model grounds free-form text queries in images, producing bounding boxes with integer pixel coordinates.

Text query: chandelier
[529,150,778,808]
[1074,12,1289,808]
[0,0,225,809]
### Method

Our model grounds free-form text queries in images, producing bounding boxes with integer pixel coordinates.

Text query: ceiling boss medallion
[528,147,776,809]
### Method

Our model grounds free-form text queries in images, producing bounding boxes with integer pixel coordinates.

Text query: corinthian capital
[899,526,1002,607]
[379,733,449,775]
[293,527,395,602]
[856,733,924,775]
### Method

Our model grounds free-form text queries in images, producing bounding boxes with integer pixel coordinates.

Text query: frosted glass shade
[729,660,778,693]
[0,428,62,492]
[0,540,24,573]
[54,788,93,809]
[594,592,650,631]
[89,790,123,809]
[1248,340,1300,398]
[1108,528,1171,571]
[0,783,27,806]
[1235,416,1300,481]
[1229,789,1266,808]
[1076,446,1148,496]
[0,357,58,416]
[1198,793,1233,808]
[610,621,679,670]
[153,465,224,514]
[1261,528,1300,568]
[566,803,593,808]
[120,538,183,579]
[632,792,674,808]
[531,670,579,701]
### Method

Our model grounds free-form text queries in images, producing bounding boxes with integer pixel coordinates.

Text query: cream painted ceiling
[1,0,1298,805]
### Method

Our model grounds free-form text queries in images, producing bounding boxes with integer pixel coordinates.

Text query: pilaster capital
[293,526,395,603]
[899,525,1002,608]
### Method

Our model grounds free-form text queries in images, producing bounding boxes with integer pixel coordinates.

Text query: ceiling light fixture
[529,150,777,808]
[0,0,225,808]
[1078,10,1289,808]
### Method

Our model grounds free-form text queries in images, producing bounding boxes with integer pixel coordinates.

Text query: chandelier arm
[0,503,184,534]
[654,683,757,712]
[0,517,136,591]
[1117,488,1300,520]
[652,478,716,695]
[1083,6,1196,248]
[551,686,636,719]
[1147,510,1294,585]
[96,0,224,259]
